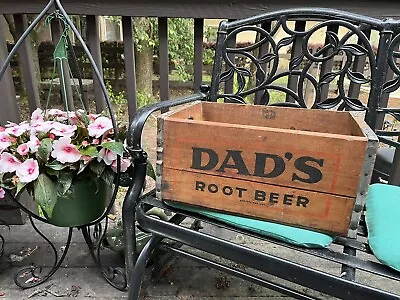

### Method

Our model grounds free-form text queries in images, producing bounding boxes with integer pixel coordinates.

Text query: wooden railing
[0,0,400,124]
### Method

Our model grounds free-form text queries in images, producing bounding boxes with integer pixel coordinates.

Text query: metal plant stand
[0,0,130,291]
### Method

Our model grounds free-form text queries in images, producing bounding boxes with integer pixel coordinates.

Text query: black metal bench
[123,8,400,299]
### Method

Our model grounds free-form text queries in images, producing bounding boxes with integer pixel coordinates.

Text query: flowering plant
[0,108,131,218]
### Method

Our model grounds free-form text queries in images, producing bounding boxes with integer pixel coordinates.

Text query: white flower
[46,109,65,117]
[17,143,29,156]
[50,122,77,138]
[0,188,5,199]
[30,121,54,134]
[98,148,117,165]
[0,153,21,173]
[111,157,131,173]
[51,137,81,163]
[16,159,39,183]
[88,116,113,138]
[0,132,11,151]
[31,108,44,125]
[28,135,41,153]
[5,123,29,137]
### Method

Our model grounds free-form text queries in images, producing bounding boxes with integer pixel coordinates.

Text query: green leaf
[34,174,57,218]
[89,162,106,177]
[38,138,53,163]
[46,161,69,171]
[57,173,73,196]
[146,161,156,181]
[101,141,124,156]
[101,168,115,186]
[16,182,27,195]
[80,146,99,157]
[78,160,90,175]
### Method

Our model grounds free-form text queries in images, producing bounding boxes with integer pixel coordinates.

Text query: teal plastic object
[165,201,334,248]
[366,183,400,272]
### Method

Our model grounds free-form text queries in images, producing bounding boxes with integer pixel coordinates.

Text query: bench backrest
[209,8,400,131]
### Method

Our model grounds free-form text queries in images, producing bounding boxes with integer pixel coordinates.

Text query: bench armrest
[126,91,208,162]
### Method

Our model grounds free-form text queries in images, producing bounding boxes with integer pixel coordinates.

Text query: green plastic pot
[45,180,110,227]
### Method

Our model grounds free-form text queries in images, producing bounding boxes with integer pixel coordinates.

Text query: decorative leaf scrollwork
[347,70,370,85]
[289,53,305,71]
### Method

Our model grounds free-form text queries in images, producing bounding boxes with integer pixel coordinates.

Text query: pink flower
[50,122,77,138]
[111,157,131,173]
[98,148,117,165]
[0,188,5,199]
[17,143,30,156]
[0,126,5,132]
[88,113,101,121]
[5,123,29,137]
[82,141,89,147]
[16,159,39,183]
[30,121,53,134]
[0,153,21,173]
[92,139,100,145]
[88,117,113,138]
[31,108,44,124]
[5,121,18,128]
[46,109,65,117]
[51,137,81,163]
[0,132,11,151]
[28,135,41,153]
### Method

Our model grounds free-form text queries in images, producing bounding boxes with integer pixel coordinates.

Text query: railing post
[158,17,169,113]
[366,27,393,129]
[194,18,204,92]
[286,21,306,103]
[224,19,236,98]
[319,24,339,102]
[14,14,41,113]
[87,15,105,113]
[122,16,138,122]
[0,19,20,124]
[255,21,271,105]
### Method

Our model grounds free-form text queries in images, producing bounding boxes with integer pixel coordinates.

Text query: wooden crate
[157,102,378,235]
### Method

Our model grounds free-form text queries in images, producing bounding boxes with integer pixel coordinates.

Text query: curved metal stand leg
[128,234,162,300]
[14,216,73,289]
[82,222,127,291]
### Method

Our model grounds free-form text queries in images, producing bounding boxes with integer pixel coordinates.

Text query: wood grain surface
[158,102,369,235]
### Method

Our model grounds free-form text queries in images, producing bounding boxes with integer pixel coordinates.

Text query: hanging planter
[0,9,129,228]
[0,107,130,227]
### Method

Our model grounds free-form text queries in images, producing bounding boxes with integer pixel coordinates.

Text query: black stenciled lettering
[195,181,206,191]
[223,186,233,196]
[292,156,324,184]
[297,196,310,207]
[254,153,286,178]
[208,184,218,193]
[254,190,266,201]
[283,194,293,205]
[216,150,250,175]
[191,147,219,170]
[269,192,279,204]
[236,187,247,198]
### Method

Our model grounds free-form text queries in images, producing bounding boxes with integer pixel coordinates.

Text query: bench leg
[128,234,163,300]
[123,160,148,284]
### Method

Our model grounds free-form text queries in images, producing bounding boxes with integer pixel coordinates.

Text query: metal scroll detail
[216,16,378,111]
